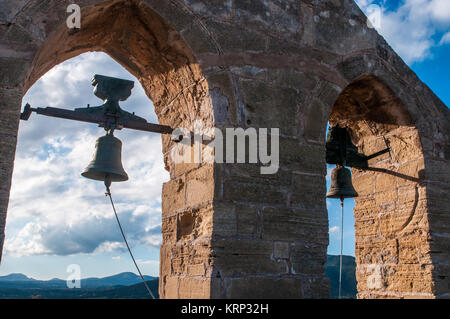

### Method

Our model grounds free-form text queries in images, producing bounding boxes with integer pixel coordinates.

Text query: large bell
[326,166,358,199]
[82,133,128,183]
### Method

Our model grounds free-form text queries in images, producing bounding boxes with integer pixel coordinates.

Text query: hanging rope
[339,196,344,299]
[105,183,156,299]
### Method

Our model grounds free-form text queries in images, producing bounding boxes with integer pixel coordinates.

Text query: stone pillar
[0,87,22,262]
[158,68,333,298]
[210,161,330,298]
[159,162,215,298]
[203,70,333,298]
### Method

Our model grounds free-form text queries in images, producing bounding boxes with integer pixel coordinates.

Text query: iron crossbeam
[20,103,173,135]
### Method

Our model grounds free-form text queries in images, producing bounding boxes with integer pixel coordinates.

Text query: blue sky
[0,0,449,280]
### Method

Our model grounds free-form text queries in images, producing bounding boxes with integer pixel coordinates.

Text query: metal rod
[339,196,344,299]
[33,106,107,125]
[364,147,390,161]
[121,118,173,134]
[21,105,174,135]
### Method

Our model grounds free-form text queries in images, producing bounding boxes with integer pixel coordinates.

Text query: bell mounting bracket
[20,74,183,142]
[326,125,390,169]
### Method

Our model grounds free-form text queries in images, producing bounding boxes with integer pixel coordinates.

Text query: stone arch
[0,0,220,299]
[322,49,449,298]
[23,0,216,158]
[301,41,448,297]
[328,74,430,298]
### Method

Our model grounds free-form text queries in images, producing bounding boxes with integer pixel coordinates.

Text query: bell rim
[81,169,128,182]
[326,192,358,199]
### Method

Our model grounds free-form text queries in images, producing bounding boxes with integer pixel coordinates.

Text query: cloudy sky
[0,0,449,280]
[1,53,168,280]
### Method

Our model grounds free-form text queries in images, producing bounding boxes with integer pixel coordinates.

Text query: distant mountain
[0,280,159,299]
[0,272,156,289]
[84,280,159,299]
[81,272,156,288]
[0,273,35,282]
[325,254,357,299]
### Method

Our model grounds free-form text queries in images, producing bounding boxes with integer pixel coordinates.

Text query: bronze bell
[326,166,358,199]
[82,133,128,183]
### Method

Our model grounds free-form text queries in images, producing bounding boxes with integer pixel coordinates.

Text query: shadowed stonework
[0,0,448,298]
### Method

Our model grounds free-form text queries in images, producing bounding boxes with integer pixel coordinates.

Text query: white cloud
[439,31,450,45]
[356,0,372,7]
[427,0,450,24]
[136,259,159,265]
[326,165,334,177]
[329,226,339,234]
[5,52,169,257]
[94,242,125,254]
[357,0,450,64]
[4,222,51,257]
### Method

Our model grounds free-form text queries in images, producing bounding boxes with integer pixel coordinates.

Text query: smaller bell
[326,166,358,199]
[82,133,128,183]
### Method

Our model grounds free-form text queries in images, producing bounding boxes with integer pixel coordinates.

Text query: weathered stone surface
[304,99,327,142]
[162,275,179,299]
[178,277,211,298]
[205,71,236,125]
[235,204,257,237]
[204,19,267,54]
[290,172,327,210]
[186,164,214,207]
[162,216,177,243]
[262,207,328,243]
[223,180,287,205]
[212,201,237,238]
[240,78,303,136]
[178,205,214,241]
[180,22,219,55]
[273,241,290,259]
[279,138,327,175]
[233,0,303,40]
[162,176,185,216]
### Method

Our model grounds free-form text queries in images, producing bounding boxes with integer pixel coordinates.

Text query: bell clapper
[104,174,112,195]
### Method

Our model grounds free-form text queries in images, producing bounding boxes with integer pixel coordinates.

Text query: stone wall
[0,0,448,298]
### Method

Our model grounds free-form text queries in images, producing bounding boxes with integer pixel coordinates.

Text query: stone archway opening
[2,52,168,284]
[328,75,432,299]
[324,123,357,299]
[14,0,215,298]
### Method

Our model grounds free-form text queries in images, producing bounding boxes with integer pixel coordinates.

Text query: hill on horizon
[0,271,156,289]
[325,254,357,299]
[0,271,159,299]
